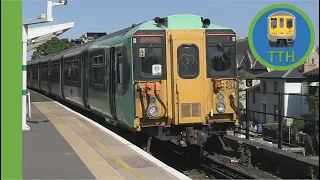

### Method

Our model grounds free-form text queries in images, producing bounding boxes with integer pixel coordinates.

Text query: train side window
[177,44,199,79]
[271,18,277,28]
[280,18,284,28]
[116,52,122,84]
[71,59,79,82]
[51,64,54,81]
[42,64,49,81]
[92,56,104,85]
[64,60,72,81]
[32,66,38,80]
[287,18,293,28]
[50,62,56,83]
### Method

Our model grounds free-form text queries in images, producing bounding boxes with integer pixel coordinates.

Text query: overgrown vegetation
[310,167,317,180]
[306,87,319,135]
[292,116,306,133]
[238,144,252,167]
[31,37,75,59]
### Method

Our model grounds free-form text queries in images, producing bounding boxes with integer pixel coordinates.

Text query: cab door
[279,17,286,37]
[167,30,206,124]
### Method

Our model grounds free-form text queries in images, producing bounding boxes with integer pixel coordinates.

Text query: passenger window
[177,44,199,79]
[72,60,79,82]
[92,56,104,85]
[271,18,277,28]
[280,18,284,28]
[139,47,163,77]
[32,66,38,80]
[65,61,72,81]
[287,18,293,28]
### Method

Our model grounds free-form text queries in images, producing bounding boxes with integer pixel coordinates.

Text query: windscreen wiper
[144,44,153,60]
[217,43,231,60]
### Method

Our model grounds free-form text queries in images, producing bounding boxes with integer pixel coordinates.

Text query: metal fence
[237,88,319,150]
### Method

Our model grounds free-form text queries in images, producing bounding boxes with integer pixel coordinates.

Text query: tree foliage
[292,116,306,132]
[308,88,319,117]
[306,87,319,135]
[31,37,75,59]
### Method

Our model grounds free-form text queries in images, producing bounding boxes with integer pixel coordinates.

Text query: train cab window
[139,47,163,78]
[280,18,284,28]
[177,44,199,79]
[271,18,277,28]
[92,56,104,85]
[207,45,231,72]
[287,18,293,28]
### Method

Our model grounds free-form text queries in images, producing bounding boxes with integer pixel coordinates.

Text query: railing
[237,88,319,152]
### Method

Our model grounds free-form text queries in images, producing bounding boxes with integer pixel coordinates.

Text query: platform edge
[28,97,191,180]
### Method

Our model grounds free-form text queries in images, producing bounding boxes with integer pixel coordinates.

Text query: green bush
[292,116,306,133]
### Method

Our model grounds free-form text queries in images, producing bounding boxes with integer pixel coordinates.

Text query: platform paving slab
[23,103,95,180]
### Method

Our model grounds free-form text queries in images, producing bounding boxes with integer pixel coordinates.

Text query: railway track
[149,139,265,179]
[201,155,256,179]
[29,89,276,180]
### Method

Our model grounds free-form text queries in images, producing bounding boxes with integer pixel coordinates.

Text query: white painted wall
[248,79,309,124]
[283,82,309,118]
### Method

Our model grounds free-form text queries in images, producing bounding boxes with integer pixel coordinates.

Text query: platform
[23,90,190,180]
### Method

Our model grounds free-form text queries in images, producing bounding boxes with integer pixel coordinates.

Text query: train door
[60,57,65,98]
[167,30,206,124]
[279,17,285,35]
[39,62,42,90]
[109,46,120,122]
[104,49,109,101]
[48,60,52,92]
[82,51,89,108]
[30,65,33,87]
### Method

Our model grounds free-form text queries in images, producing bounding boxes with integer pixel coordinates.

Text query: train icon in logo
[267,11,296,48]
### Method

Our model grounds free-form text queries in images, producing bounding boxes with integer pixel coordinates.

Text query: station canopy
[27,22,75,52]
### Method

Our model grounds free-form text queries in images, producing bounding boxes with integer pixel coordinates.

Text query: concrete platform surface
[23,103,95,179]
[23,90,190,180]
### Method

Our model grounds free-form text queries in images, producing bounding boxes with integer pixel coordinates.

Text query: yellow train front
[132,15,238,149]
[268,11,296,47]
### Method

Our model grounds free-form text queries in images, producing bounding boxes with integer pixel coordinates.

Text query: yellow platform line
[66,116,145,180]
[34,103,125,180]
[35,102,145,180]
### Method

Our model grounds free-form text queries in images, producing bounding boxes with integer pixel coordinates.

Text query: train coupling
[180,127,208,147]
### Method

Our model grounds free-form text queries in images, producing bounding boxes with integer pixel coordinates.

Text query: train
[27,14,239,155]
[268,11,296,48]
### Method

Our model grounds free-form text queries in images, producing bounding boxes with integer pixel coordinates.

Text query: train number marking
[225,81,236,90]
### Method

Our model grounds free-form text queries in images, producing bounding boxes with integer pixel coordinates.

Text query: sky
[23,0,319,59]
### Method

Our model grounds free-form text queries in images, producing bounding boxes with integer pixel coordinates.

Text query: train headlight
[216,103,226,113]
[217,94,224,101]
[147,105,158,117]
